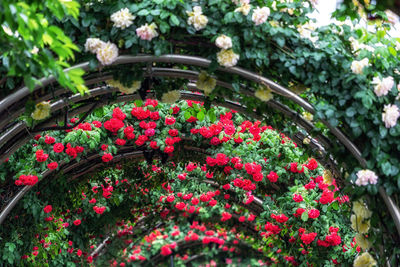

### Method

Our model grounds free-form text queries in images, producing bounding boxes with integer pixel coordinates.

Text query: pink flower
[43,205,52,213]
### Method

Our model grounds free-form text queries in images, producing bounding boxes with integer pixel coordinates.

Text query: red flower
[101,144,108,151]
[178,173,187,181]
[44,136,55,144]
[186,116,197,123]
[93,206,106,214]
[221,212,232,222]
[171,106,180,114]
[115,139,126,146]
[47,162,58,170]
[150,141,159,149]
[293,194,303,202]
[18,174,39,186]
[150,111,160,120]
[73,219,81,226]
[161,245,172,256]
[166,195,175,203]
[168,129,179,136]
[304,180,316,190]
[294,208,305,217]
[306,158,318,171]
[36,150,48,162]
[301,232,317,245]
[308,209,320,219]
[165,117,176,125]
[191,198,199,205]
[124,126,135,140]
[112,107,126,120]
[43,205,52,213]
[89,198,96,204]
[76,249,82,257]
[164,146,174,153]
[102,153,113,162]
[92,121,102,128]
[175,202,186,210]
[319,190,334,204]
[267,171,279,182]
[216,153,229,166]
[271,213,289,223]
[104,118,124,133]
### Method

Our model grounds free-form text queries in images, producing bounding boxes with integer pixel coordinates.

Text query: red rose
[160,245,172,256]
[164,146,174,153]
[150,111,160,121]
[171,106,180,114]
[267,171,279,183]
[53,143,64,153]
[150,141,159,149]
[36,150,48,162]
[44,136,55,144]
[115,139,126,146]
[304,180,316,190]
[191,198,199,205]
[47,162,58,170]
[101,144,108,151]
[104,118,124,133]
[221,212,232,222]
[306,158,318,171]
[168,129,178,137]
[294,208,305,217]
[93,206,106,214]
[43,205,52,213]
[293,194,303,202]
[102,153,113,162]
[112,107,126,120]
[166,195,175,202]
[92,121,102,128]
[308,209,320,219]
[165,117,176,125]
[73,219,81,226]
[175,202,186,210]
[301,232,317,245]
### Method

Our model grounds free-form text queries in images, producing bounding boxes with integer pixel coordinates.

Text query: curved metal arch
[0,139,268,224]
[0,54,398,236]
[0,67,330,153]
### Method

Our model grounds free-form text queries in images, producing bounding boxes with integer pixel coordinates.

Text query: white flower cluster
[372,76,394,97]
[111,8,135,29]
[252,6,270,26]
[107,80,141,94]
[234,0,251,16]
[84,38,118,66]
[355,169,378,186]
[217,49,240,68]
[31,101,51,120]
[187,6,208,31]
[297,21,318,44]
[382,104,400,128]
[349,37,374,55]
[255,86,273,102]
[136,23,159,41]
[215,35,232,50]
[351,58,369,75]
[161,90,181,104]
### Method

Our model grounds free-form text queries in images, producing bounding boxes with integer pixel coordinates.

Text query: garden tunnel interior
[0,55,400,266]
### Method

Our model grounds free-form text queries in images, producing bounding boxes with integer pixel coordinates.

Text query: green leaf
[197,111,205,121]
[301,212,308,221]
[184,111,191,120]
[169,14,180,26]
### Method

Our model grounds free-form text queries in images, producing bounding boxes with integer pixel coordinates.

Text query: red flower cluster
[36,150,48,162]
[15,174,38,186]
[104,118,124,133]
[301,232,317,245]
[93,206,106,214]
[271,213,289,223]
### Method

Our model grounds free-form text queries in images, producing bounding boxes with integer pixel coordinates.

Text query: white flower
[96,42,118,65]
[136,23,159,41]
[235,3,251,15]
[217,49,240,67]
[351,58,369,74]
[252,6,270,25]
[355,169,378,186]
[31,101,51,120]
[215,35,232,50]
[353,252,377,267]
[302,111,313,122]
[85,38,105,54]
[232,0,250,4]
[187,6,208,31]
[297,22,318,44]
[30,46,39,54]
[107,80,141,94]
[161,90,181,104]
[196,71,216,95]
[111,8,135,29]
[382,104,400,128]
[255,86,273,102]
[372,76,394,97]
